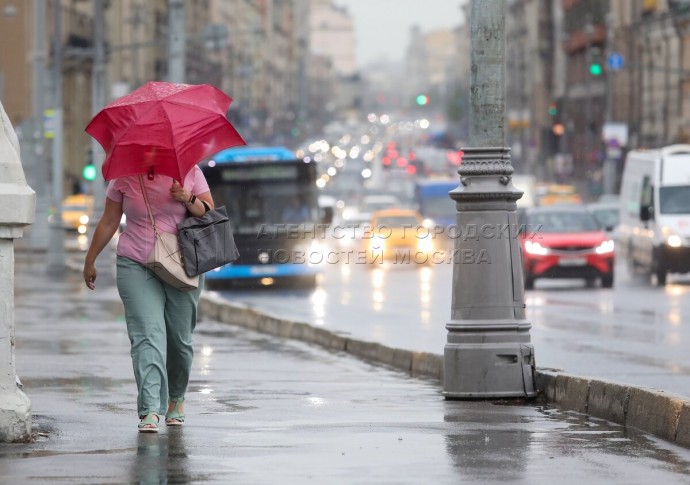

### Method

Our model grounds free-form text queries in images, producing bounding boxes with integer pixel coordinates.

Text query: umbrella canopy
[86,81,246,181]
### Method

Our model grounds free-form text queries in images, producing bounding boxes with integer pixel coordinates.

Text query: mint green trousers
[116,256,203,417]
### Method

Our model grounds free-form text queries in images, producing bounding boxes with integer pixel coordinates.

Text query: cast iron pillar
[444,0,536,398]
[0,101,35,441]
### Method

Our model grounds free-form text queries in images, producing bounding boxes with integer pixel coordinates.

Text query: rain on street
[212,258,690,399]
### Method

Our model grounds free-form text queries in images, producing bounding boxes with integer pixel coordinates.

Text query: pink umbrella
[86,81,246,181]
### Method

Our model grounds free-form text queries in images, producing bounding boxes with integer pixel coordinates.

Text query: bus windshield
[211,179,317,231]
[203,151,320,233]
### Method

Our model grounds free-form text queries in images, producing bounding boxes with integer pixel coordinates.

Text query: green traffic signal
[589,63,603,76]
[416,94,429,106]
[83,164,97,181]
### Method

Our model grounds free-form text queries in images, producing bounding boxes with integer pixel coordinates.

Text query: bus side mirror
[640,205,653,221]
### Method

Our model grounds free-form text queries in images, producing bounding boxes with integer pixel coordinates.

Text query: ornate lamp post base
[443,146,536,399]
[444,320,536,398]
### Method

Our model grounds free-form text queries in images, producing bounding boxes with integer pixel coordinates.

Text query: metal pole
[87,0,115,284]
[167,0,186,83]
[585,22,593,191]
[91,0,106,217]
[27,0,49,250]
[47,0,65,274]
[131,2,142,88]
[444,0,536,399]
[603,13,616,195]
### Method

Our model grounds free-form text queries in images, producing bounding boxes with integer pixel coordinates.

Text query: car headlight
[667,234,683,248]
[524,241,549,255]
[595,239,615,254]
[79,214,90,225]
[417,237,433,252]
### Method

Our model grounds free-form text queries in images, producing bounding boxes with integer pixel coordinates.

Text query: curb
[200,293,690,448]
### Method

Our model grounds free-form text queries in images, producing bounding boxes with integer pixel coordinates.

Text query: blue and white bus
[414,178,458,229]
[200,146,327,288]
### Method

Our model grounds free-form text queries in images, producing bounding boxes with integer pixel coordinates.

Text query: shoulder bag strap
[138,175,158,234]
[139,175,180,262]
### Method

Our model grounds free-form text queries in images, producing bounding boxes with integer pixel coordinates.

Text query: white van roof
[627,144,690,185]
[628,144,690,160]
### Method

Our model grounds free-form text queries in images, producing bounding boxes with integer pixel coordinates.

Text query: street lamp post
[27,0,49,251]
[168,0,186,83]
[91,0,106,216]
[443,0,536,399]
[47,0,65,275]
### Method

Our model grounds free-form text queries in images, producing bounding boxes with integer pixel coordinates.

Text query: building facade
[0,0,320,199]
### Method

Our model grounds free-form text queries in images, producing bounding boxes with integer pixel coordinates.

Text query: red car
[519,206,615,289]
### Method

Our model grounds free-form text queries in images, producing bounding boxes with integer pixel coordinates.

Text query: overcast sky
[333,0,466,67]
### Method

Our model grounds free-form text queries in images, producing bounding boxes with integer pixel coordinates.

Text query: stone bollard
[0,101,35,442]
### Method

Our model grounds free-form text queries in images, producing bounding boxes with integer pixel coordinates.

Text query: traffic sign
[608,53,624,71]
[43,108,55,139]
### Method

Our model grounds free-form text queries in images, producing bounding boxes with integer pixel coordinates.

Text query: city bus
[414,178,458,229]
[200,146,327,288]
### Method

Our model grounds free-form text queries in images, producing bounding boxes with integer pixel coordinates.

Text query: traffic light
[588,47,603,77]
[416,94,429,106]
[589,62,603,76]
[548,102,558,116]
[83,164,97,181]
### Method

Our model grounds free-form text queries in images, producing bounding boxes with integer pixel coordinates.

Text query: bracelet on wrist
[186,194,197,205]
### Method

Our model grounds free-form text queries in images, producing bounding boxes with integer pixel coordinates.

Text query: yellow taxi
[539,184,582,206]
[365,208,434,264]
[61,194,93,233]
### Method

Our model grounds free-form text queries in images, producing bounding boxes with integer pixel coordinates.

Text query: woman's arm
[83,197,123,290]
[170,180,215,216]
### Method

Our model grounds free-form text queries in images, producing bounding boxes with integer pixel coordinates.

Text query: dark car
[519,206,615,289]
[587,201,620,240]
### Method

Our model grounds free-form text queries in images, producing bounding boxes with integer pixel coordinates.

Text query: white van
[619,144,690,285]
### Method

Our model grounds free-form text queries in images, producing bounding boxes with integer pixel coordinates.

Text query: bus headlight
[295,241,325,265]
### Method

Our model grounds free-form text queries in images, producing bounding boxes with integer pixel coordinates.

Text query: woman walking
[83,167,213,432]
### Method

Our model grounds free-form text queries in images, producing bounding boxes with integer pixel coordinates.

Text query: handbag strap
[138,174,181,262]
[138,175,159,235]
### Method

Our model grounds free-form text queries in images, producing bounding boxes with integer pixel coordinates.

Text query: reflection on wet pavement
[217,261,690,397]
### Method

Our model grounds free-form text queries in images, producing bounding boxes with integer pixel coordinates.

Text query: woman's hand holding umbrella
[170,180,191,204]
[171,180,213,216]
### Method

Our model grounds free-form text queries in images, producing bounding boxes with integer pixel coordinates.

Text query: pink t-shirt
[106,166,210,264]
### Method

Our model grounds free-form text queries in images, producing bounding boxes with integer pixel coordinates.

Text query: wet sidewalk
[2,253,690,484]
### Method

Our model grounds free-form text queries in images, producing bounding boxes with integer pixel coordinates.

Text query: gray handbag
[177,205,240,277]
